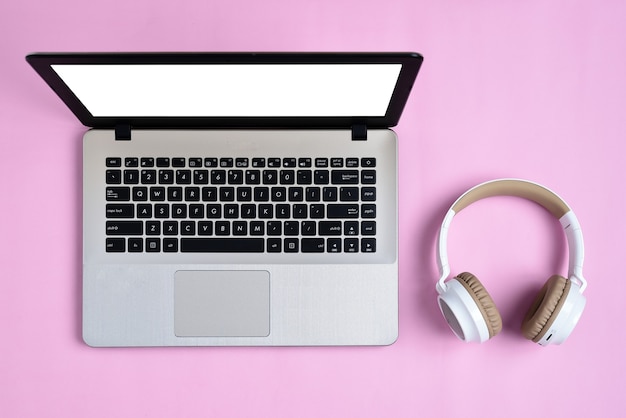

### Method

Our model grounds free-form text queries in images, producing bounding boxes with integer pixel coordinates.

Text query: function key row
[106,157,376,169]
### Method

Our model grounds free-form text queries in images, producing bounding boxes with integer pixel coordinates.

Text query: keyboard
[104,156,377,253]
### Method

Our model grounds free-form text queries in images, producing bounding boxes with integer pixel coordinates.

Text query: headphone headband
[436,179,586,294]
[450,179,570,218]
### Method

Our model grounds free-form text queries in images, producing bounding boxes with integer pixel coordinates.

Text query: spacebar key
[181,238,264,252]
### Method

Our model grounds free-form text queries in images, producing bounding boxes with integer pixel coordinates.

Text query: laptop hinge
[351,124,367,141]
[115,124,132,141]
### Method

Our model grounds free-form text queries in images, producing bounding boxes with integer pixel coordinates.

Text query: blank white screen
[51,64,402,118]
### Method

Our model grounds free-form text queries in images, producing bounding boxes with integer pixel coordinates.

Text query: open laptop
[26,52,423,347]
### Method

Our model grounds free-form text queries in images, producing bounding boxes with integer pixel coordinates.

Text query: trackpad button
[175,270,270,337]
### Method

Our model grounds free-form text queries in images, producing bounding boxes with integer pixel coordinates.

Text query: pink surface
[1,1,625,417]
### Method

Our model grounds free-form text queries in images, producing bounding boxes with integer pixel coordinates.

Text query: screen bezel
[26,52,422,129]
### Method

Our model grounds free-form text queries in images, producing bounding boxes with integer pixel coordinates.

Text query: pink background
[2,1,625,417]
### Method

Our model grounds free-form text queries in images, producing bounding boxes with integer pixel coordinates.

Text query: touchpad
[174,270,270,337]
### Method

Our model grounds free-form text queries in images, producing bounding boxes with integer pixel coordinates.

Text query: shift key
[106,221,143,235]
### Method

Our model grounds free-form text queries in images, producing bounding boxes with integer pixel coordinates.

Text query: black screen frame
[26,52,422,129]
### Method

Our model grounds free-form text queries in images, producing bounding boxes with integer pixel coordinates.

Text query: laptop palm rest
[174,270,270,337]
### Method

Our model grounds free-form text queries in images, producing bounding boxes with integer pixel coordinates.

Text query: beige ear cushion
[455,272,503,338]
[521,275,571,342]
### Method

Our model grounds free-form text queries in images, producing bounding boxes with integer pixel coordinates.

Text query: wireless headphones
[436,179,587,346]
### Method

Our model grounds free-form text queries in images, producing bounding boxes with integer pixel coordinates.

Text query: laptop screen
[27,53,423,128]
[50,64,402,118]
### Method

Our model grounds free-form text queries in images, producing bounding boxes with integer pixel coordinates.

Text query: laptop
[26,52,423,347]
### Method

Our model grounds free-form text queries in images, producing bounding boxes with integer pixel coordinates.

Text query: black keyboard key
[323,187,338,201]
[331,158,343,168]
[361,187,376,201]
[124,170,140,184]
[155,204,169,218]
[246,170,261,184]
[283,158,297,167]
[267,238,281,252]
[163,221,178,235]
[146,221,161,235]
[361,170,376,184]
[188,158,202,167]
[163,238,178,252]
[185,187,200,202]
[314,170,329,184]
[181,221,196,235]
[362,204,377,218]
[181,238,264,252]
[361,238,376,252]
[361,221,376,235]
[267,221,282,235]
[133,187,148,201]
[301,221,316,236]
[319,221,342,235]
[361,158,376,168]
[159,169,174,184]
[176,170,192,184]
[204,158,218,167]
[284,221,299,235]
[228,170,244,184]
[106,204,134,218]
[250,221,264,235]
[297,170,312,185]
[141,158,155,167]
[268,158,281,167]
[340,187,359,201]
[128,238,143,252]
[306,187,321,201]
[298,158,312,167]
[327,204,359,218]
[344,238,359,253]
[346,158,359,167]
[198,221,213,235]
[106,157,122,167]
[125,157,138,167]
[344,221,359,235]
[235,158,249,168]
[168,187,183,201]
[146,238,160,252]
[141,169,157,184]
[216,220,230,235]
[137,204,152,218]
[252,158,266,168]
[211,170,226,184]
[272,187,287,202]
[302,238,324,252]
[202,187,218,201]
[327,238,341,253]
[106,221,143,235]
[150,187,166,201]
[106,238,125,252]
[263,170,278,184]
[220,157,234,167]
[331,170,359,184]
[194,170,209,184]
[156,158,170,167]
[106,187,130,201]
[280,170,295,184]
[106,170,121,184]
[172,158,186,167]
[315,158,328,168]
[284,238,299,252]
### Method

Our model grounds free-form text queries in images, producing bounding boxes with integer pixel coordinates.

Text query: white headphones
[436,179,587,346]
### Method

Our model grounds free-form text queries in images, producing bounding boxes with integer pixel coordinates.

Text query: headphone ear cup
[455,272,503,338]
[521,275,571,342]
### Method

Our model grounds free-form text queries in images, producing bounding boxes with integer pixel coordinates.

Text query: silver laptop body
[27,52,422,346]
